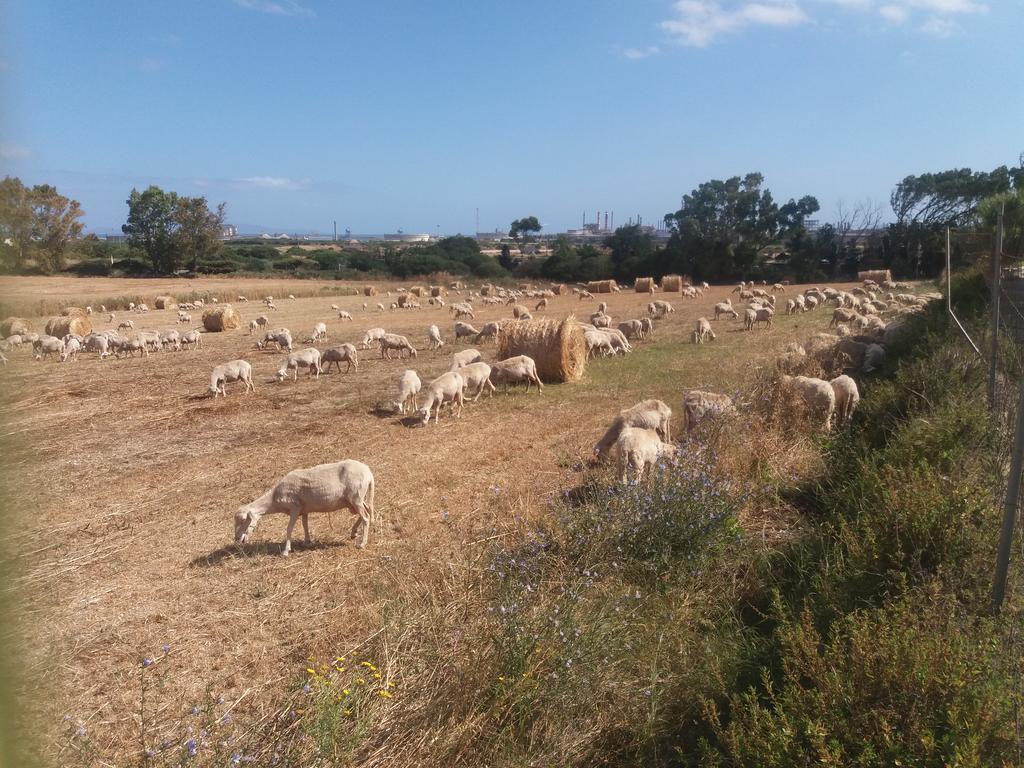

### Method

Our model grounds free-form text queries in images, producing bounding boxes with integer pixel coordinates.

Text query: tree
[175,196,226,272]
[0,176,33,270]
[662,173,818,282]
[30,184,85,272]
[510,216,541,243]
[978,188,1024,260]
[123,186,180,273]
[605,224,655,281]
[499,244,514,271]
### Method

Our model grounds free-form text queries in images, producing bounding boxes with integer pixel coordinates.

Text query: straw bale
[202,304,240,332]
[154,295,177,310]
[46,314,92,337]
[497,315,586,384]
[1,317,30,337]
[481,284,494,296]
[409,286,426,297]
[858,269,891,283]
[635,277,655,293]
[661,274,683,292]
[551,284,568,295]
[363,286,377,296]
[585,279,618,294]
[430,286,445,297]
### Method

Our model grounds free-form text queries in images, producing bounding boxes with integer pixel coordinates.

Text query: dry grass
[0,277,877,764]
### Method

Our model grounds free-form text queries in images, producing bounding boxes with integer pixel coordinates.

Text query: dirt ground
[0,277,851,762]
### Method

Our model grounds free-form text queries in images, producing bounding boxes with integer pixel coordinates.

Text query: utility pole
[988,205,1004,409]
[333,220,337,242]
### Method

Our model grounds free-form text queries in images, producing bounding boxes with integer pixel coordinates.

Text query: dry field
[0,277,853,763]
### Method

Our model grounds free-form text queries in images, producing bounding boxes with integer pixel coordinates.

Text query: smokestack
[604,212,608,230]
[611,211,614,230]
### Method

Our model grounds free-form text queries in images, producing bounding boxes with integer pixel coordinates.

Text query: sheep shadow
[190,539,349,567]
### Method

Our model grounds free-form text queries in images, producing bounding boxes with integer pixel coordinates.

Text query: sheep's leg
[349,513,361,540]
[356,507,370,548]
[283,509,300,556]
[301,512,311,546]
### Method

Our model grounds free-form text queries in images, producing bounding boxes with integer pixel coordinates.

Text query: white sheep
[618,319,645,340]
[337,310,353,321]
[489,355,543,394]
[651,300,674,317]
[594,399,672,459]
[321,343,358,373]
[449,348,482,371]
[680,390,735,433]
[257,329,293,353]
[234,460,375,554]
[180,329,203,350]
[238,295,248,302]
[535,297,548,311]
[209,360,255,397]
[360,327,386,349]
[457,361,496,401]
[277,348,322,381]
[118,319,134,332]
[393,369,422,414]
[378,333,417,359]
[474,321,501,344]
[830,374,860,426]
[418,371,466,425]
[584,328,614,358]
[714,301,739,320]
[780,374,835,431]
[692,317,715,344]
[591,312,612,329]
[59,337,81,362]
[331,303,340,311]
[82,333,111,358]
[160,329,181,351]
[310,322,328,343]
[33,336,65,361]
[614,427,677,483]
[427,324,445,350]
[753,306,774,329]
[376,303,386,312]
[454,321,480,341]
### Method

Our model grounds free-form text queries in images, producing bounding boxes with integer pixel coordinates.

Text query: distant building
[221,224,238,239]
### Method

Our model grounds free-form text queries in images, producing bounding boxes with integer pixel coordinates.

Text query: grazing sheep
[254,315,270,332]
[714,301,739,320]
[452,303,475,320]
[830,375,860,426]
[449,348,483,371]
[338,310,353,321]
[785,298,797,315]
[209,360,255,397]
[618,319,645,340]
[277,348,322,381]
[59,337,81,362]
[248,319,260,335]
[418,371,466,425]
[118,319,134,332]
[83,333,111,358]
[535,298,548,311]
[512,303,531,319]
[379,333,417,359]
[310,322,328,343]
[331,303,340,311]
[138,331,162,352]
[180,329,202,350]
[651,300,674,317]
[234,460,375,555]
[591,312,612,328]
[753,306,775,329]
[454,321,480,341]
[584,328,615,358]
[257,329,293,353]
[177,311,192,324]
[427,324,445,350]
[238,295,248,302]
[458,361,496,401]
[376,303,386,312]
[489,355,543,393]
[614,427,677,482]
[680,390,735,433]
[780,374,836,431]
[322,343,358,373]
[33,336,65,361]
[804,294,820,310]
[743,307,757,331]
[474,321,501,344]
[160,329,181,351]
[692,317,716,344]
[394,369,422,414]
[361,327,386,349]
[594,399,672,459]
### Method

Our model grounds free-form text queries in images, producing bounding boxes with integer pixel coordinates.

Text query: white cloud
[920,14,958,34]
[879,3,910,22]
[232,0,315,17]
[236,176,309,190]
[0,143,31,160]
[622,45,661,58]
[660,0,809,47]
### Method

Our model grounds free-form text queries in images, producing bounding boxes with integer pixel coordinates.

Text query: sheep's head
[275,367,288,382]
[234,506,259,543]
[416,407,431,425]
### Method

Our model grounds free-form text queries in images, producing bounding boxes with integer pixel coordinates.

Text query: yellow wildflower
[343,689,350,696]
[356,678,366,685]
[373,672,381,679]
[378,690,392,699]
[306,668,316,675]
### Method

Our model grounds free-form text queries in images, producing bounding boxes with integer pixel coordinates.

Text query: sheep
[427,324,445,350]
[651,300,674,317]
[772,283,785,292]
[234,459,375,555]
[238,295,248,302]
[584,328,615,358]
[754,306,774,329]
[449,348,482,370]
[138,330,162,352]
[743,307,757,331]
[618,319,645,340]
[160,329,181,351]
[594,399,672,459]
[458,361,496,401]
[331,303,340,311]
[785,298,797,315]
[337,310,353,321]
[248,319,260,335]
[418,371,466,425]
[310,322,328,343]
[591,312,612,328]
[277,348,322,381]
[474,321,501,344]
[107,313,116,323]
[322,343,358,373]
[714,301,739,320]
[288,294,296,301]
[180,329,202,350]
[489,355,543,394]
[361,327,386,349]
[780,374,835,431]
[691,316,716,344]
[454,321,480,342]
[604,327,633,355]
[393,369,422,414]
[254,315,270,331]
[32,335,63,361]
[830,375,860,426]
[59,337,82,362]
[257,329,293,353]
[379,333,417,359]
[118,319,134,332]
[680,390,735,433]
[535,298,548,311]
[82,333,111,359]
[793,294,807,313]
[804,294,820,310]
[613,427,677,482]
[830,308,859,328]
[452,304,475,320]
[129,302,136,311]
[209,360,255,397]
[376,303,386,312]
[177,311,192,324]
[512,303,531,319]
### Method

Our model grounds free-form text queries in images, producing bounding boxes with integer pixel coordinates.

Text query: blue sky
[1,0,1021,235]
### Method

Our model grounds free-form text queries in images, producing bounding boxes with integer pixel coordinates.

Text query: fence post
[993,376,1024,612]
[989,206,1004,410]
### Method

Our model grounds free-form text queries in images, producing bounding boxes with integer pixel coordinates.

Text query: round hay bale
[407,285,426,297]
[60,306,88,318]
[430,286,445,298]
[497,315,586,384]
[363,286,377,297]
[154,295,177,310]
[45,314,92,337]
[202,304,240,332]
[480,284,494,297]
[1,317,30,337]
[661,274,683,292]
[635,277,655,293]
[858,269,892,284]
[551,283,568,295]
[585,279,618,294]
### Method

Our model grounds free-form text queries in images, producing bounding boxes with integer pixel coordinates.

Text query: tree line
[1,161,1020,281]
